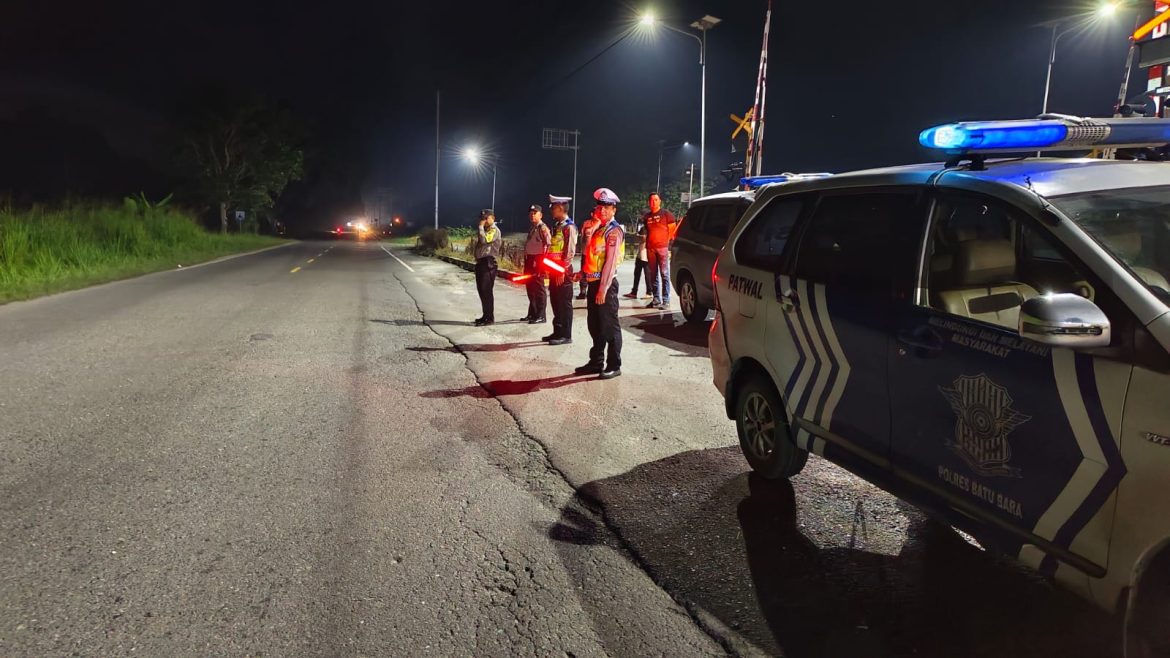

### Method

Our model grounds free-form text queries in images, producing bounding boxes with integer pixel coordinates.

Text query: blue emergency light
[920,116,1170,154]
[740,172,833,190]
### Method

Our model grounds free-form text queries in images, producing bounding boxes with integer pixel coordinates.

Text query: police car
[708,116,1170,655]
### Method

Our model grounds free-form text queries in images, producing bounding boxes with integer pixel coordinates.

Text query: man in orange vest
[574,188,626,380]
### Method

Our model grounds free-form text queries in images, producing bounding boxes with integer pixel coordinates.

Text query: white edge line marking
[380,244,415,272]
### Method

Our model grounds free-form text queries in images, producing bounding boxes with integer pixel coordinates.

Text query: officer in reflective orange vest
[574,188,625,379]
[576,207,604,300]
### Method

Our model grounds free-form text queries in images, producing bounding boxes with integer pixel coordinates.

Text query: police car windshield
[1049,185,1170,300]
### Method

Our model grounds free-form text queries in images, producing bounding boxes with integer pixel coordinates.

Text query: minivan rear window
[734,196,807,271]
[699,204,737,239]
[680,206,709,237]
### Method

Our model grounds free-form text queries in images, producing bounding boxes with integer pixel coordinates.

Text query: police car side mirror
[1018,293,1111,349]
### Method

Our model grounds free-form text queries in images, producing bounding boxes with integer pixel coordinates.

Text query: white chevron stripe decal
[813,282,852,432]
[1030,349,1106,545]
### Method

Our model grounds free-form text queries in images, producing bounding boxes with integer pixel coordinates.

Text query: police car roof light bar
[739,172,833,190]
[919,116,1170,155]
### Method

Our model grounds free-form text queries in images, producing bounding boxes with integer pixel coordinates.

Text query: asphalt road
[0,239,1123,657]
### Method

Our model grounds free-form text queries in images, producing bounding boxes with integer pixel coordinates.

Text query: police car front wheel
[735,377,807,480]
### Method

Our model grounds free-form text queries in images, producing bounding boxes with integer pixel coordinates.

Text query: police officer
[472,209,501,326]
[521,204,552,324]
[543,195,577,345]
[576,205,604,300]
[575,188,625,379]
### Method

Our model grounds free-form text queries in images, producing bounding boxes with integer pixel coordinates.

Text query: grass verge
[0,204,285,304]
[433,242,523,273]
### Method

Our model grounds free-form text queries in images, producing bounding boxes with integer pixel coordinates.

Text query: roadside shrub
[415,228,449,254]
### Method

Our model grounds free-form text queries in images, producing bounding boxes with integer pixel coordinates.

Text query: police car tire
[735,376,808,480]
[678,274,709,324]
[1125,550,1170,658]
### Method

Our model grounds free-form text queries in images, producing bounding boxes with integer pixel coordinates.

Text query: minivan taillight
[711,254,721,312]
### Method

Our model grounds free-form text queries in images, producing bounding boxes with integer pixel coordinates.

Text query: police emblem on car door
[890,192,1129,573]
[939,374,1032,478]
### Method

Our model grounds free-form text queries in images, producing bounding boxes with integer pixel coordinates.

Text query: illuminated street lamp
[462,146,497,215]
[640,12,720,198]
[1040,2,1126,115]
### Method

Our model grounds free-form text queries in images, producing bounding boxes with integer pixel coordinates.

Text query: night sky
[0,1,1151,230]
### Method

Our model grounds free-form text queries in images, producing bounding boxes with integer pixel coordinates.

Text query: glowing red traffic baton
[541,257,565,274]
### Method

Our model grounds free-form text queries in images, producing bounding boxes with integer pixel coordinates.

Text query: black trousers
[549,273,574,339]
[631,258,648,294]
[523,255,547,319]
[475,257,497,321]
[586,278,621,370]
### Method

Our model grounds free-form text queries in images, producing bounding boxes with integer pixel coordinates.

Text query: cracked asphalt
[0,239,1125,656]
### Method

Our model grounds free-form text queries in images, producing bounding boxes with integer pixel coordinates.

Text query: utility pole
[686,163,696,208]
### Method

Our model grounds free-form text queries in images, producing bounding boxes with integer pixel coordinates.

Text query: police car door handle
[897,328,943,356]
[780,289,799,312]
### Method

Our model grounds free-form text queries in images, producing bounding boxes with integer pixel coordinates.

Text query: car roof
[805,158,1170,198]
[690,190,755,205]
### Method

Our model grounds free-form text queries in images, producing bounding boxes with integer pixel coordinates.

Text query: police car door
[889,191,1130,576]
[775,190,921,459]
[727,192,810,374]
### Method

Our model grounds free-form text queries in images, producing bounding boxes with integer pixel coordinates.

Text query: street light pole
[699,25,707,198]
[1042,23,1060,115]
[1040,3,1125,115]
[641,14,719,199]
[656,140,664,193]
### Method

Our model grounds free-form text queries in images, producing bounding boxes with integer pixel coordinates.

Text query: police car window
[1049,186,1170,300]
[793,192,916,290]
[734,196,805,271]
[926,195,1095,330]
[699,204,736,239]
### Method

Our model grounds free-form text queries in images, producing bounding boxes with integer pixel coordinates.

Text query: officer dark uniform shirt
[544,195,577,344]
[472,212,502,325]
[522,204,552,323]
[576,188,625,379]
